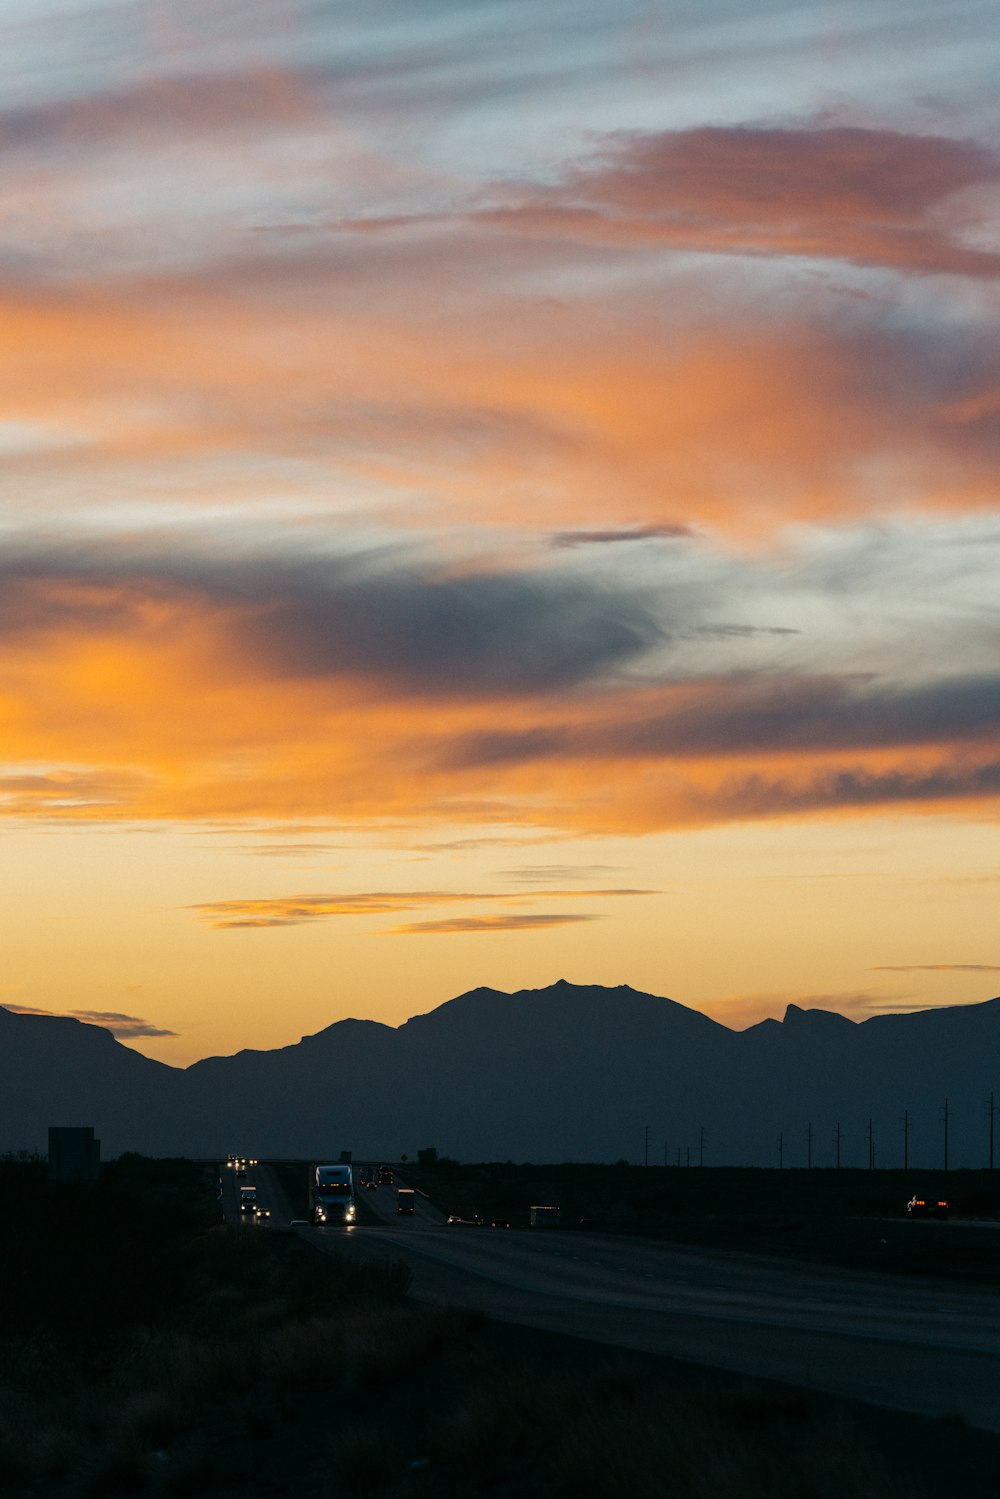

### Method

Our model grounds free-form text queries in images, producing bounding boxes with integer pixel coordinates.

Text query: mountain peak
[782,1004,855,1028]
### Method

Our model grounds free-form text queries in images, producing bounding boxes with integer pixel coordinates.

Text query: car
[365,1180,377,1190]
[489,1219,511,1229]
[446,1216,482,1227]
[907,1193,949,1219]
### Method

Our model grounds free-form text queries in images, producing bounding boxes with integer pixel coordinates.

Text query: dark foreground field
[2,1157,999,1499]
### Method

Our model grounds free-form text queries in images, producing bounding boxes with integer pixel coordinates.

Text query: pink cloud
[483,124,1000,279]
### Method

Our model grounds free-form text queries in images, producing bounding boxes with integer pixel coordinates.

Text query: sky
[2,0,999,1066]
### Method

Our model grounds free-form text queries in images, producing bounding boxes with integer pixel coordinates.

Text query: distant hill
[2,981,998,1167]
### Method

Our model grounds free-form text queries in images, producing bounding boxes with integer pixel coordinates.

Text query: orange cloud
[1,536,998,839]
[4,164,1000,546]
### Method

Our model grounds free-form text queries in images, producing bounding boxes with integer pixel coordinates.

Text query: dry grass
[411,1362,915,1499]
[2,1157,985,1498]
[0,1159,437,1496]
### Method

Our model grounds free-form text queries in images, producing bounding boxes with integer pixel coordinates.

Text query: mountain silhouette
[2,982,998,1167]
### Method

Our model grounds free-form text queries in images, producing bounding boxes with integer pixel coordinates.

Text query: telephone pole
[644,1124,649,1168]
[943,1096,951,1171]
[833,1122,842,1169]
[806,1121,813,1169]
[867,1117,875,1171]
[988,1092,996,1172]
[699,1126,705,1168]
[902,1109,910,1171]
[777,1131,784,1169]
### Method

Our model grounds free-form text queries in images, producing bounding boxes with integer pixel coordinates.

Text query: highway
[228,1164,1000,1434]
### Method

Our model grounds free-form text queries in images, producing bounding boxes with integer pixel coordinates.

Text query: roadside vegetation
[1,1154,996,1497]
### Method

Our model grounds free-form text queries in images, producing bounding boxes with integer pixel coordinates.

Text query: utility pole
[902,1109,910,1171]
[685,1145,691,1168]
[833,1122,842,1169]
[867,1117,875,1171]
[806,1121,813,1169]
[943,1096,951,1171]
[644,1124,649,1168]
[988,1092,996,1172]
[699,1126,705,1168]
[663,1141,668,1170]
[777,1131,784,1169]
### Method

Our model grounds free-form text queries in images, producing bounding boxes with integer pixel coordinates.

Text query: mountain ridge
[2,984,997,1165]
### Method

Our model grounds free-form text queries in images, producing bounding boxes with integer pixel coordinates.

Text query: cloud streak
[0,540,664,699]
[192,887,651,929]
[484,124,1000,279]
[2,1004,176,1038]
[871,964,1000,973]
[386,913,598,935]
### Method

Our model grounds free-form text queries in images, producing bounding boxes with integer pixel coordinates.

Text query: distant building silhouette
[48,1126,100,1181]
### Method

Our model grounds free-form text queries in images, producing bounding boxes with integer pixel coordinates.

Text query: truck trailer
[310,1163,356,1225]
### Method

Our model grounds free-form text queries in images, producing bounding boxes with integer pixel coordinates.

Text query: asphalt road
[225,1165,1000,1434]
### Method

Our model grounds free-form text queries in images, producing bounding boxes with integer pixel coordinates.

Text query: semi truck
[310,1162,356,1225]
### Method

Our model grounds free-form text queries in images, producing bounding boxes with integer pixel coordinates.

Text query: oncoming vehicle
[310,1163,356,1225]
[907,1193,949,1219]
[397,1188,415,1214]
[239,1186,258,1214]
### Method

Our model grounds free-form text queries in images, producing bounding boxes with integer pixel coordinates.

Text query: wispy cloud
[3,1004,176,1038]
[193,890,484,929]
[484,124,1000,279]
[445,673,1000,771]
[386,913,598,935]
[871,963,1000,973]
[549,525,693,547]
[237,843,346,859]
[70,1009,178,1039]
[501,865,624,884]
[192,886,652,929]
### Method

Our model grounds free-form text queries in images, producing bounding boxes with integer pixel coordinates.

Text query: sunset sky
[3,0,999,1065]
